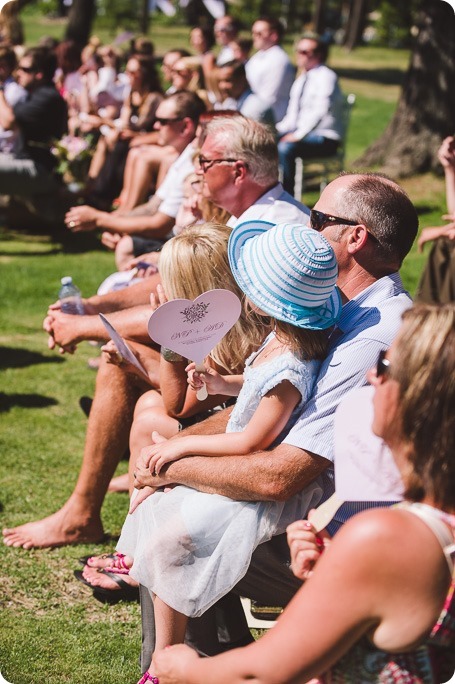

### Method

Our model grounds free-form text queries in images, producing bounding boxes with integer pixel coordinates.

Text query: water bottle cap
[61,276,73,285]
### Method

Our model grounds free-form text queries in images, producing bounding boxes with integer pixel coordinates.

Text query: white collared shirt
[227,182,310,227]
[245,45,295,124]
[276,64,344,141]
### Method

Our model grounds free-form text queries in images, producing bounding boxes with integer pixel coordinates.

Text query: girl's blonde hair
[159,223,268,372]
[275,320,328,360]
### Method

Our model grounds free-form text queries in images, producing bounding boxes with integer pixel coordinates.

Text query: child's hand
[150,283,168,311]
[186,362,227,395]
[287,518,330,580]
[148,435,187,475]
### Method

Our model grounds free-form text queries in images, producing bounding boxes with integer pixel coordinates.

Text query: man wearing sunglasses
[133,172,419,672]
[276,33,345,195]
[0,46,67,222]
[246,16,295,125]
[214,16,240,66]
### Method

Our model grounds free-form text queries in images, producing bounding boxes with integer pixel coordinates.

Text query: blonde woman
[105,222,341,681]
[76,223,268,596]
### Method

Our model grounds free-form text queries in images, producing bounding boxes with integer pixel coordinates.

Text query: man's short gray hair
[338,172,419,267]
[204,116,279,186]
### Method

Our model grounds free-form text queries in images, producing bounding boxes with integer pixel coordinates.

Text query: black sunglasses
[310,209,358,232]
[155,117,184,126]
[17,65,35,74]
[376,349,391,378]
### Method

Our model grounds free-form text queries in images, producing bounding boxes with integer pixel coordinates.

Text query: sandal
[137,674,159,684]
[74,569,139,604]
[78,551,131,572]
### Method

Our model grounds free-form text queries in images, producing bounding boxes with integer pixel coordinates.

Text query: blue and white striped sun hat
[228,219,341,330]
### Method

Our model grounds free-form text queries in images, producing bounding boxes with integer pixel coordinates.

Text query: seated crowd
[2,15,455,684]
[0,16,346,225]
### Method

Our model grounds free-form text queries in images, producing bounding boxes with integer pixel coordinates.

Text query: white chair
[293,93,356,199]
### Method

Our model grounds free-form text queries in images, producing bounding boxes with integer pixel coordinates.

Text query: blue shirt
[284,272,412,530]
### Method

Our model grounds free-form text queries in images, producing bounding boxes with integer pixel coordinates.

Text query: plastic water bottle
[59,276,85,315]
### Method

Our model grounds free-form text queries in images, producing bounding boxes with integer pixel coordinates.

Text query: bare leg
[120,146,178,213]
[88,135,108,180]
[109,393,179,493]
[128,393,180,495]
[153,595,188,651]
[116,146,142,208]
[115,235,136,271]
[2,357,152,549]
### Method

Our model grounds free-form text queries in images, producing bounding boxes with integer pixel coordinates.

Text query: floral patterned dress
[317,503,455,684]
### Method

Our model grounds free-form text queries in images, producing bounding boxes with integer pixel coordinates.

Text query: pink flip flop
[137,673,159,684]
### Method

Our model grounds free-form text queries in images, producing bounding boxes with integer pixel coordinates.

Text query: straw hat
[228,220,341,330]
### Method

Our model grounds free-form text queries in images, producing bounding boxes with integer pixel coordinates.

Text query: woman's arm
[153,508,449,684]
[147,380,301,474]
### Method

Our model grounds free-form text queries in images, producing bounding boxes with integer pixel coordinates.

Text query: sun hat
[228,219,341,330]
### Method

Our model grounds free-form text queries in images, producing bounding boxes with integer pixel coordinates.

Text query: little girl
[117,220,342,684]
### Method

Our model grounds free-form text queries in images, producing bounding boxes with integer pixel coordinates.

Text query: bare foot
[81,564,139,590]
[2,503,104,550]
[86,550,133,571]
[108,473,129,493]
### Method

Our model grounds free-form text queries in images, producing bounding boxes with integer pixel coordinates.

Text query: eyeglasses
[376,349,391,378]
[198,156,239,173]
[17,65,35,74]
[310,209,358,232]
[296,49,313,56]
[155,117,184,126]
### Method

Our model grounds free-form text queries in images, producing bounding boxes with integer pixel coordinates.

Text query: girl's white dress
[117,333,323,617]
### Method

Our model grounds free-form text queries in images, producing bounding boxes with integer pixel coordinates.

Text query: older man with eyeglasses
[0,46,68,222]
[196,115,310,227]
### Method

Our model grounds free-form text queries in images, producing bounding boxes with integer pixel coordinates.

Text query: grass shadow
[336,67,406,87]
[0,346,65,370]
[415,204,441,217]
[1,204,105,254]
[0,392,59,412]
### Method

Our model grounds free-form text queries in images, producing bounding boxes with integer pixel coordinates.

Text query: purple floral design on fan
[181,302,210,324]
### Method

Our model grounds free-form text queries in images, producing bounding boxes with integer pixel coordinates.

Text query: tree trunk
[356,0,455,177]
[312,0,326,34]
[139,0,149,35]
[343,0,368,51]
[0,0,25,44]
[65,0,96,47]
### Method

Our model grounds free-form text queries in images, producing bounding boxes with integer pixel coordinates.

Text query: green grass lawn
[0,21,448,684]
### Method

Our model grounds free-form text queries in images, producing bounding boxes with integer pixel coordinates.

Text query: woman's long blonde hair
[392,304,455,509]
[159,222,268,372]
